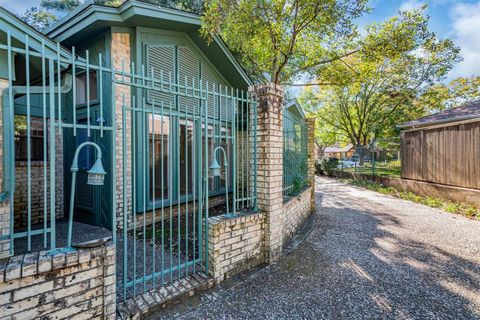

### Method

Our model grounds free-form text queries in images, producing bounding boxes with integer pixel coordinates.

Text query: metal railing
[0,29,258,301]
[282,109,308,197]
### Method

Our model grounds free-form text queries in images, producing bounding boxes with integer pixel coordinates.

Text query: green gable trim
[45,0,252,89]
[285,99,307,120]
[0,7,72,61]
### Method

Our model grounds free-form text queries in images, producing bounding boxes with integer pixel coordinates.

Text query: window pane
[201,124,215,191]
[219,127,232,190]
[14,115,46,161]
[75,71,98,104]
[149,114,170,202]
[179,119,194,195]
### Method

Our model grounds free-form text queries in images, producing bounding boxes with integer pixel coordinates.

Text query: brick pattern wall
[252,83,284,262]
[207,212,265,282]
[112,32,133,229]
[13,119,64,229]
[306,118,316,211]
[283,187,312,243]
[135,193,226,228]
[0,242,116,319]
[0,79,10,259]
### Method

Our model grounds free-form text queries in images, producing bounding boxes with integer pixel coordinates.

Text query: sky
[0,0,478,81]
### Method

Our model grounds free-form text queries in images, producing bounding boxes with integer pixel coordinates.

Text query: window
[179,119,194,195]
[14,115,46,161]
[148,114,171,202]
[75,71,98,105]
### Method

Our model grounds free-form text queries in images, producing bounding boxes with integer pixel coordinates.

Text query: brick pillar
[306,118,316,212]
[252,83,284,262]
[111,32,132,229]
[0,79,11,259]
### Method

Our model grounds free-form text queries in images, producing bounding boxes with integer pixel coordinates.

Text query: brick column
[306,118,316,212]
[0,79,11,259]
[252,83,284,262]
[111,32,132,229]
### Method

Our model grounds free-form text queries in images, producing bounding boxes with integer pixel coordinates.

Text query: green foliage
[319,157,338,177]
[300,8,460,157]
[20,0,204,30]
[202,0,369,83]
[345,178,480,220]
[18,7,57,31]
[417,76,480,113]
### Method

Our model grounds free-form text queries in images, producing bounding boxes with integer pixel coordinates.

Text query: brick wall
[207,212,265,282]
[112,32,133,229]
[13,119,64,229]
[253,83,284,263]
[306,118,316,211]
[0,242,116,319]
[283,187,312,243]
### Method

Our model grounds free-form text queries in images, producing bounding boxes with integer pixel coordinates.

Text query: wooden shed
[399,101,480,189]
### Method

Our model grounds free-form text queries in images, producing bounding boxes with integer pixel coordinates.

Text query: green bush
[319,157,339,177]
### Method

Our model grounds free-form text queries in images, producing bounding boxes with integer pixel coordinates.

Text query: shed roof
[44,0,253,89]
[324,144,354,153]
[399,101,480,130]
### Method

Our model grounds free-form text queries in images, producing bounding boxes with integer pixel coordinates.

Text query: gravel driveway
[178,176,480,319]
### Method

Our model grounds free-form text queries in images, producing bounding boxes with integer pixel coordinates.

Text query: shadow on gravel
[166,177,480,319]
[310,178,480,319]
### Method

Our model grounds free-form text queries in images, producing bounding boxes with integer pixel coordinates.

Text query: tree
[300,9,461,165]
[417,76,480,113]
[20,0,204,30]
[19,7,57,31]
[201,2,445,85]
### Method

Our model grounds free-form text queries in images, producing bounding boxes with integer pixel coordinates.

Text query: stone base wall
[0,243,116,319]
[207,212,265,282]
[283,186,313,244]
[335,171,480,208]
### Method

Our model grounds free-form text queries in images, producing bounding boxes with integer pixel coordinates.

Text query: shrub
[320,157,339,176]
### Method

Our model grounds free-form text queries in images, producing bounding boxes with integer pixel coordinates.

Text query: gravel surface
[177,176,480,320]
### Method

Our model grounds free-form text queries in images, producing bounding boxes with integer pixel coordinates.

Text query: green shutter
[178,46,200,115]
[146,45,176,109]
[201,64,219,119]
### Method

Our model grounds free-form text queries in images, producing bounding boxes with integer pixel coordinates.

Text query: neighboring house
[0,2,316,319]
[324,143,354,159]
[398,101,480,189]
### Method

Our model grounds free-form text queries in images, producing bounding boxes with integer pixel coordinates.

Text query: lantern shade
[209,158,221,177]
[87,158,106,186]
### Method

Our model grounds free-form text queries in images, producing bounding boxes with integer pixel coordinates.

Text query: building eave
[44,0,253,88]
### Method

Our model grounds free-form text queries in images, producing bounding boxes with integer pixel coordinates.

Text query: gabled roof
[44,0,253,89]
[399,101,480,130]
[0,6,71,60]
[324,144,354,153]
[285,99,306,119]
[0,7,72,81]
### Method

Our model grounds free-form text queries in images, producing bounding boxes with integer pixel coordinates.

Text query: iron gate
[0,30,258,301]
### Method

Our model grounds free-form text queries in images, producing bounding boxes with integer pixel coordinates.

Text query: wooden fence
[400,121,480,190]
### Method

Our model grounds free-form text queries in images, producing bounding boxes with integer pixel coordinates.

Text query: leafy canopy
[299,8,461,158]
[202,0,369,83]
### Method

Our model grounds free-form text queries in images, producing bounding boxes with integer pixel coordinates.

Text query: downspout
[0,74,73,202]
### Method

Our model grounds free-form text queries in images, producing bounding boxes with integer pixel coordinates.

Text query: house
[398,101,480,189]
[283,100,309,197]
[0,2,316,319]
[323,143,354,159]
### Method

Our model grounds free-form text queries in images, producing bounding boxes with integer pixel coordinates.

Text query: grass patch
[341,178,480,220]
[342,161,401,178]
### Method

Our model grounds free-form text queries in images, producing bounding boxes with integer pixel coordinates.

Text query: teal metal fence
[283,108,308,198]
[0,29,258,301]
